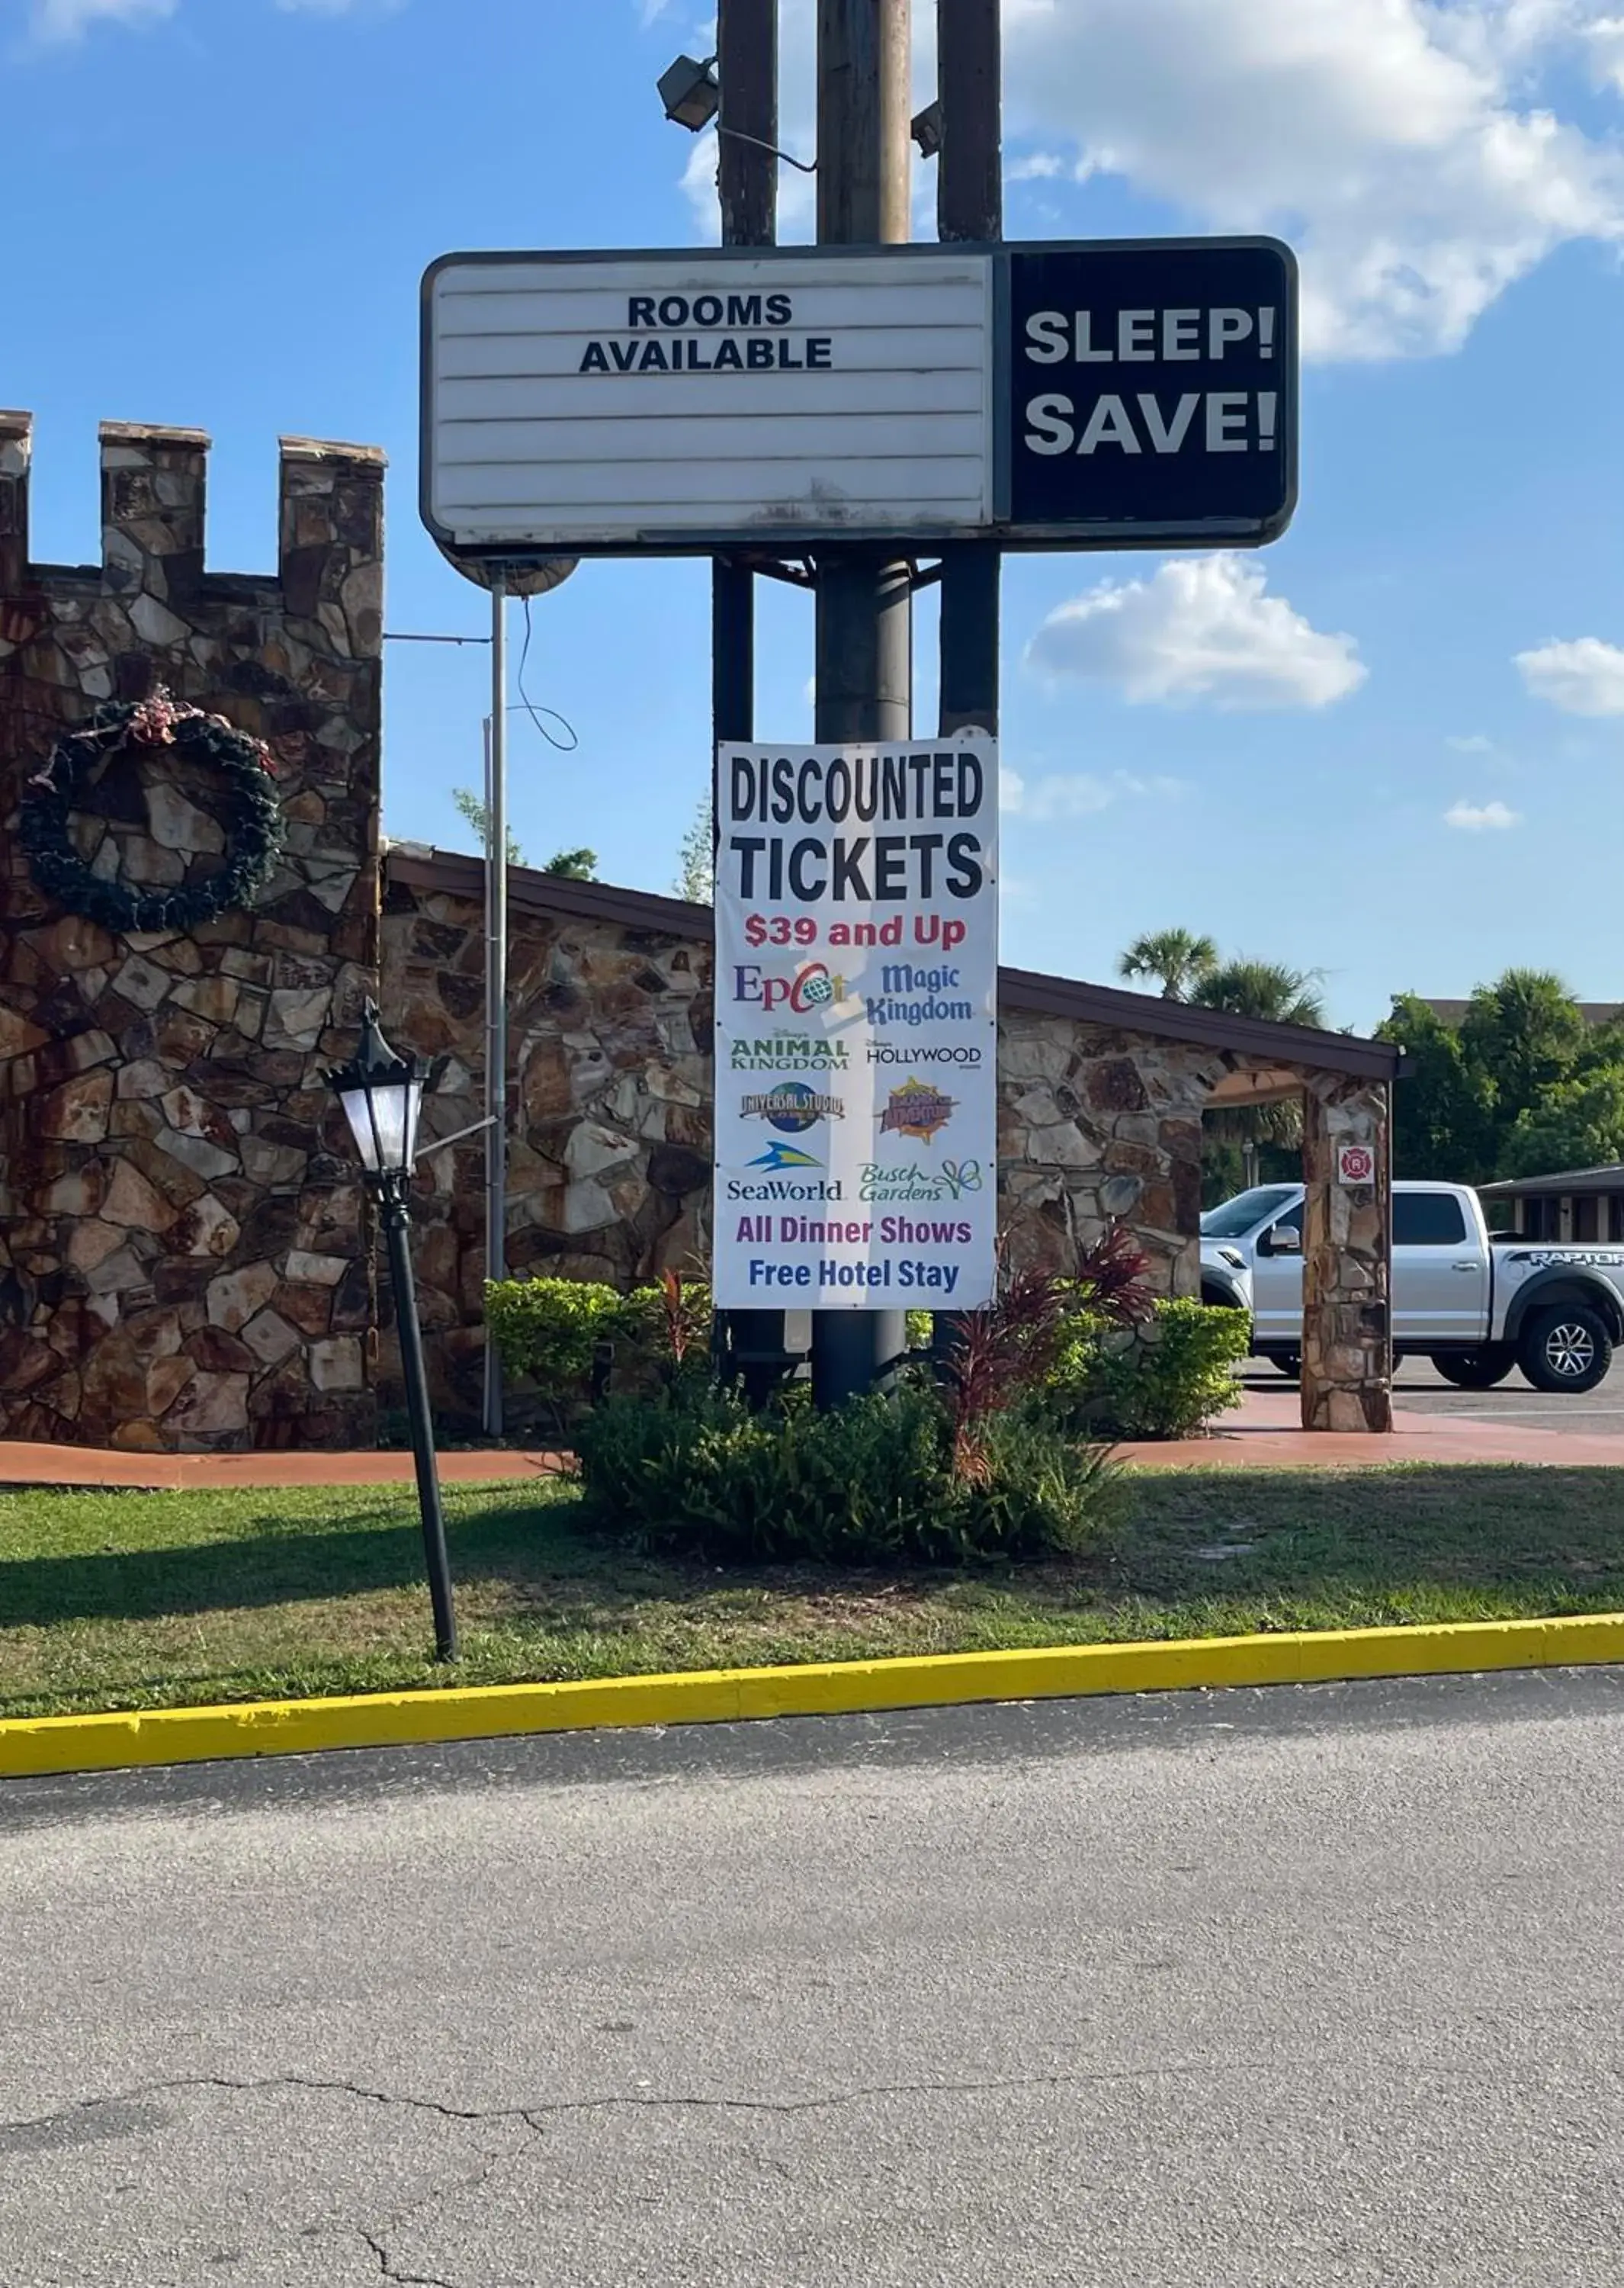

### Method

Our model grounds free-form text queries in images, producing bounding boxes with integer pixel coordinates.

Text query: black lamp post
[326,999,458,1663]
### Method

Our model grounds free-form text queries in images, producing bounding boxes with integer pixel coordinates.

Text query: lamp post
[326,999,458,1663]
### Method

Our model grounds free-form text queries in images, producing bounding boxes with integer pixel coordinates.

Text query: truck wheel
[1432,1348,1515,1390]
[1516,1305,1613,1395]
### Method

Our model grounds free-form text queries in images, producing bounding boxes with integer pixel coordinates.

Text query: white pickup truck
[1199,1179,1624,1393]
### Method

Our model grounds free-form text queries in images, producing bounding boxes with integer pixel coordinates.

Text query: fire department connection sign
[713,737,998,1313]
[421,238,1296,556]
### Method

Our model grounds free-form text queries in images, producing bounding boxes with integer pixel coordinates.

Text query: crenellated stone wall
[0,415,385,1451]
[380,855,1307,1425]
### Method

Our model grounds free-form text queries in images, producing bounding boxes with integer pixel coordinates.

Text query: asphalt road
[1241,1354,1624,1437]
[6,1672,1624,2286]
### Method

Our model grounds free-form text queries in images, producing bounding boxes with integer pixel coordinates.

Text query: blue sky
[8,0,1623,1031]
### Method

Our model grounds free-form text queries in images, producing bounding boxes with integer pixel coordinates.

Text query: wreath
[20,689,283,937]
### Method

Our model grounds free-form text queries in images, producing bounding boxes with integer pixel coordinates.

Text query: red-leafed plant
[659,1268,691,1364]
[1068,1223,1157,1329]
[942,1250,1067,1485]
[942,1226,1154,1483]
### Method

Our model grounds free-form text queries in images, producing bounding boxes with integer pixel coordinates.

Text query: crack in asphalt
[358,2227,461,2288]
[0,2058,1226,2149]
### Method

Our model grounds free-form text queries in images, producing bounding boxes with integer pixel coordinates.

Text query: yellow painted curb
[4,1612,1624,1782]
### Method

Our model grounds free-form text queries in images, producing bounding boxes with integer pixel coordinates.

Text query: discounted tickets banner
[713,735,998,1313]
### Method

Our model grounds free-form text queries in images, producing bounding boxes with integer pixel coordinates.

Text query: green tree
[1459,968,1587,1122]
[543,847,599,880]
[1190,960,1327,1191]
[675,797,713,905]
[1189,959,1327,1030]
[1117,927,1218,1000]
[1498,1068,1624,1181]
[1378,969,1590,1181]
[1377,992,1497,1181]
[451,786,524,868]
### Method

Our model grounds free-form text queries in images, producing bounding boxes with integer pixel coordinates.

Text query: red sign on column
[1337,1143,1375,1186]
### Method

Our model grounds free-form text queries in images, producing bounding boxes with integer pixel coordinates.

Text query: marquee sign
[421,237,1297,559]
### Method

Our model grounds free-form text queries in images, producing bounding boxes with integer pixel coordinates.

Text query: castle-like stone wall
[0,416,384,1451]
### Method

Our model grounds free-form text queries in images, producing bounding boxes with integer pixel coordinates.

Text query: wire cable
[515,595,579,752]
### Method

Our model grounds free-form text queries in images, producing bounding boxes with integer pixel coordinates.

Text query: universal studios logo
[740,1081,845,1133]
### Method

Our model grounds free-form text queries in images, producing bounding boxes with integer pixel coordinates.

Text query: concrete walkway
[0,1387,1619,1488]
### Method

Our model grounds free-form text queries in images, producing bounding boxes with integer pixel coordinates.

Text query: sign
[422,249,993,555]
[712,737,999,1312]
[1337,1144,1376,1187]
[1006,239,1296,545]
[421,238,1297,560]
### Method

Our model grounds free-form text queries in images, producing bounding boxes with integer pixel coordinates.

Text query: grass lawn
[3,1466,1623,1721]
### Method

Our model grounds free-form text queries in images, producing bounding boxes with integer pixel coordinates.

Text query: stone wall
[381,856,1305,1424]
[0,415,384,1451]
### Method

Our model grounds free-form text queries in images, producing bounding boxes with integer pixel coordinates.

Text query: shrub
[488,1273,929,1418]
[1047,1297,1249,1441]
[484,1276,625,1405]
[485,1273,712,1416]
[574,1383,1120,1567]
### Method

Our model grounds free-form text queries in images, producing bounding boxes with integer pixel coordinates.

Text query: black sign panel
[1001,237,1297,547]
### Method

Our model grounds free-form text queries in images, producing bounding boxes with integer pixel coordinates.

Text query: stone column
[1301,1074,1392,1432]
[0,410,29,597]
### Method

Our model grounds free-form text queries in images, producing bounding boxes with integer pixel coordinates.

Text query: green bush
[486,1275,930,1416]
[574,1383,1120,1567]
[483,1276,627,1411]
[1046,1297,1249,1441]
[484,1274,712,1412]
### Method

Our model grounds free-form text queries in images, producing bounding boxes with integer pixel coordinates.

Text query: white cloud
[30,0,173,37]
[1001,764,1186,821]
[1585,14,1624,92]
[1000,0,1624,358]
[1446,733,1495,753]
[1027,554,1366,711]
[1516,635,1624,715]
[1445,799,1521,829]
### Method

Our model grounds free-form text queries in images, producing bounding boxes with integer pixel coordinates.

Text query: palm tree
[1190,960,1328,1187]
[1117,927,1219,1001]
[1189,959,1327,1030]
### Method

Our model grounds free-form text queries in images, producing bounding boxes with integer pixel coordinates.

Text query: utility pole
[481,570,509,1438]
[936,0,1001,741]
[810,0,913,1408]
[713,0,786,1406]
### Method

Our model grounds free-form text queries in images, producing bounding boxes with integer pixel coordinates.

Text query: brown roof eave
[384,849,1401,1083]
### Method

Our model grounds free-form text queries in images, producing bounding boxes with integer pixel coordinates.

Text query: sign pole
[936,0,1001,744]
[932,0,1001,1380]
[482,568,509,1439]
[810,0,914,1409]
[714,0,785,1406]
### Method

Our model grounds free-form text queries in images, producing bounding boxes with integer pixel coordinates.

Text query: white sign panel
[713,737,999,1313]
[422,249,993,554]
[1337,1143,1376,1187]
